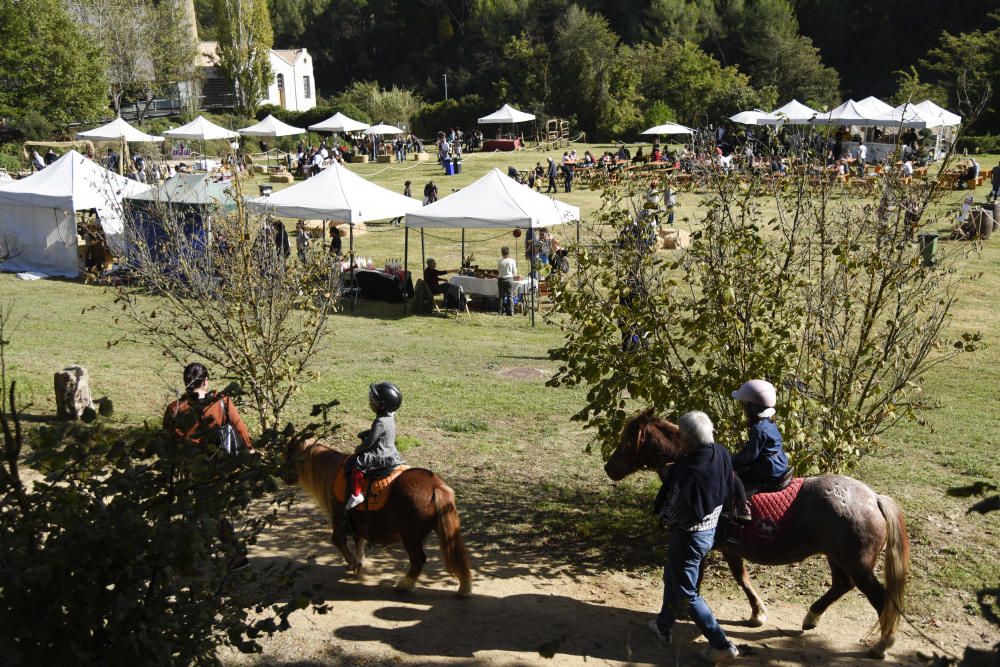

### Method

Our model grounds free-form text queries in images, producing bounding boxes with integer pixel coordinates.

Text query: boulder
[54,365,94,420]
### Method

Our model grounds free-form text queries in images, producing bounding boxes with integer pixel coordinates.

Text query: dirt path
[226,490,993,666]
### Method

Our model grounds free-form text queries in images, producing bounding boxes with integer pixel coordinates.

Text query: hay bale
[413,152,429,162]
[350,155,369,164]
[269,172,294,183]
[335,222,366,237]
[377,155,395,163]
[659,228,691,249]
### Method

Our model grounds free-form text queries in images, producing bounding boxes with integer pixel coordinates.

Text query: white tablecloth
[449,275,530,298]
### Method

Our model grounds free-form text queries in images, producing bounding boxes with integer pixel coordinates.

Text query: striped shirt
[659,485,723,532]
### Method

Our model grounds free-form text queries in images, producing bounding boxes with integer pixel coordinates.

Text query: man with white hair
[649,410,739,664]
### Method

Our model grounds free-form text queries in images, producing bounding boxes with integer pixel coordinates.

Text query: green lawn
[2,145,998,645]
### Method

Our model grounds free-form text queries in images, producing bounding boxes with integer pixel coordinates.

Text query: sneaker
[230,556,250,572]
[346,493,365,510]
[647,619,671,646]
[699,642,739,664]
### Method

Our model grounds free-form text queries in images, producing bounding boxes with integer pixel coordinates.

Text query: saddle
[743,477,804,543]
[333,461,409,512]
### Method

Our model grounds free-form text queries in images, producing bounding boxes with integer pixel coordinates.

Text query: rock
[54,365,94,420]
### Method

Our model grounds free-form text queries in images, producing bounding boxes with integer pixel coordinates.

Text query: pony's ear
[639,406,655,420]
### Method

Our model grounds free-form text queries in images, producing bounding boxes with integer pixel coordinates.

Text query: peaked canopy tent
[77,116,165,175]
[308,112,370,133]
[896,100,963,159]
[762,99,820,125]
[641,122,695,136]
[405,168,580,324]
[126,174,235,263]
[478,104,537,151]
[249,161,421,306]
[478,104,537,125]
[729,110,779,126]
[0,150,149,277]
[164,116,240,168]
[364,123,405,136]
[238,114,306,137]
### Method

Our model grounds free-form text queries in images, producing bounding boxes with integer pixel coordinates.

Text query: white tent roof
[247,161,420,223]
[765,99,820,124]
[913,100,962,127]
[0,149,149,211]
[641,122,694,135]
[364,123,405,136]
[857,96,895,116]
[813,98,928,128]
[405,168,579,230]
[77,117,164,142]
[478,104,536,125]
[238,114,306,137]
[308,111,369,133]
[163,115,239,140]
[729,110,779,125]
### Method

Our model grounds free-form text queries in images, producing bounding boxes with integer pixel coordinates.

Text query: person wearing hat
[346,382,405,510]
[729,379,790,519]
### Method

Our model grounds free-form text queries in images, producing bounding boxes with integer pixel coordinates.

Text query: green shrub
[955,135,1000,155]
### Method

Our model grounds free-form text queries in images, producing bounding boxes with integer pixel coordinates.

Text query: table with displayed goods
[449,270,532,299]
[340,259,413,302]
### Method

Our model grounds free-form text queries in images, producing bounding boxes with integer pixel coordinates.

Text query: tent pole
[461,229,465,265]
[576,220,581,290]
[420,229,426,276]
[530,230,536,327]
[349,223,355,314]
[403,226,409,315]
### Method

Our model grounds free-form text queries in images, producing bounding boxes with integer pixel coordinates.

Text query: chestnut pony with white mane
[607,411,909,659]
[283,438,472,597]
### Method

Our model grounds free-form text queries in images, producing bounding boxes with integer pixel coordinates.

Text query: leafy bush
[0,152,22,171]
[549,141,979,473]
[411,95,492,138]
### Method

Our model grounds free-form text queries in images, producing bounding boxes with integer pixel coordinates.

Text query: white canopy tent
[405,168,578,230]
[764,99,820,125]
[238,114,306,137]
[729,110,779,125]
[405,168,579,325]
[365,123,405,136]
[478,104,536,125]
[248,160,419,222]
[77,116,165,143]
[163,115,240,141]
[0,150,149,277]
[308,111,370,133]
[910,100,962,128]
[641,122,694,136]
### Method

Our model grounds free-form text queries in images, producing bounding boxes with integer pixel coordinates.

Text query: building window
[303,75,311,99]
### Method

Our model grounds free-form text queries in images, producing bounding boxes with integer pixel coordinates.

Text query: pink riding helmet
[732,379,777,408]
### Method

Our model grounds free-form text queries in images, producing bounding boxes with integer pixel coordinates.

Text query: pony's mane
[295,440,348,515]
[624,410,684,461]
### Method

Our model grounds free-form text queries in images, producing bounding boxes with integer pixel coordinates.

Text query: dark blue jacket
[731,419,789,482]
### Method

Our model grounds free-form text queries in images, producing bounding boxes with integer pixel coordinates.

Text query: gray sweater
[355,413,404,471]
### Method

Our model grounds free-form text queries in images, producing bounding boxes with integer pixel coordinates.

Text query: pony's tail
[433,481,472,598]
[876,495,910,648]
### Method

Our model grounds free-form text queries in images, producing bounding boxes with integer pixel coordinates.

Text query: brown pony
[606,411,909,659]
[283,438,472,598]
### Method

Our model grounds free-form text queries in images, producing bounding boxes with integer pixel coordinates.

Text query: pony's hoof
[748,614,767,627]
[802,610,820,630]
[867,646,887,660]
[395,576,416,593]
[351,563,363,575]
[456,580,472,599]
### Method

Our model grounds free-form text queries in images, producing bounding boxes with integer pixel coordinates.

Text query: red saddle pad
[747,477,804,541]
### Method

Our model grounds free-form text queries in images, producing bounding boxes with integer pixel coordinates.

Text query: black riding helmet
[369,381,402,413]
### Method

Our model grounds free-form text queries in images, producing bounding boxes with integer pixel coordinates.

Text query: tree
[493,33,552,116]
[330,81,424,130]
[69,0,198,120]
[919,16,1000,132]
[890,66,948,108]
[632,40,764,127]
[114,177,339,431]
[214,0,274,118]
[552,6,642,138]
[549,137,979,472]
[0,0,108,128]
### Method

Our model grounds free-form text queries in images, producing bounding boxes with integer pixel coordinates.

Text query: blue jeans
[656,527,730,649]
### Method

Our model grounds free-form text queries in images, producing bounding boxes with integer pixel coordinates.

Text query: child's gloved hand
[357,429,369,440]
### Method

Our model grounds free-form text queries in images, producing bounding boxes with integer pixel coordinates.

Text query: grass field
[2,143,999,655]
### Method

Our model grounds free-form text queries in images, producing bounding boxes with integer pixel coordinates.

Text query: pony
[606,411,909,659]
[282,438,473,598]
